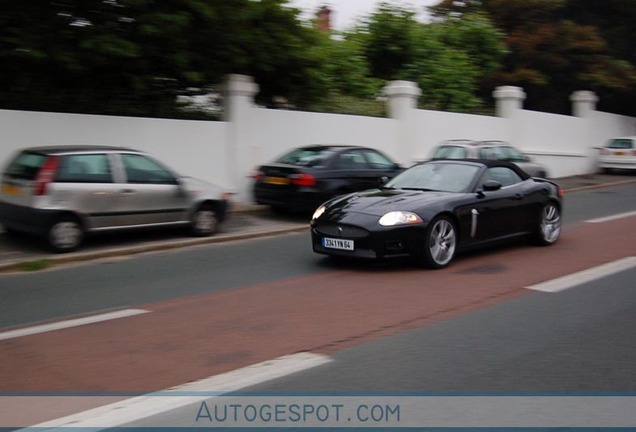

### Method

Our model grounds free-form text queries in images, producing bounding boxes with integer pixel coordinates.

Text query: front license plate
[265,176,290,185]
[323,237,354,251]
[1,183,22,196]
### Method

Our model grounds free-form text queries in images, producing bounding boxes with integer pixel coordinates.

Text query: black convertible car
[311,159,563,268]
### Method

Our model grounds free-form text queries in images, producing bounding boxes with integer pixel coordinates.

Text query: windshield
[276,147,334,167]
[386,163,480,193]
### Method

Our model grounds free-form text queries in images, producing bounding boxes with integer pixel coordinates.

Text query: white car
[598,136,636,173]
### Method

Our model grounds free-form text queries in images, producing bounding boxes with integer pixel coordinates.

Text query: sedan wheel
[48,217,83,253]
[191,206,219,236]
[422,216,457,269]
[535,202,561,245]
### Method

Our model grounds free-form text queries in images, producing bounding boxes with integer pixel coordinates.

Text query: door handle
[121,189,136,194]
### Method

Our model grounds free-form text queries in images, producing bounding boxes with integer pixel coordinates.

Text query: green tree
[429,0,636,115]
[0,0,330,117]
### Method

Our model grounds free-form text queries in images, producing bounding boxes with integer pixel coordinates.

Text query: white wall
[410,110,508,162]
[0,109,230,188]
[1,77,635,204]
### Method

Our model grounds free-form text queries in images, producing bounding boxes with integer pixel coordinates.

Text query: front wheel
[47,216,84,253]
[420,216,457,269]
[534,202,561,246]
[191,205,220,236]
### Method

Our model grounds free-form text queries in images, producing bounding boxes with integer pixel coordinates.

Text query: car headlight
[379,211,423,227]
[312,205,326,221]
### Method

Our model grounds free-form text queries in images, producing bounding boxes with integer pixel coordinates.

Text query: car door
[334,149,374,192]
[53,153,121,229]
[112,153,189,227]
[470,167,528,240]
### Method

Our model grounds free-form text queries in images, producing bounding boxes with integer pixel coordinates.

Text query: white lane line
[586,210,636,224]
[28,352,332,429]
[0,309,150,341]
[526,257,636,293]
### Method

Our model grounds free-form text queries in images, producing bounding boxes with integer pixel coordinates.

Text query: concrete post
[383,80,421,120]
[493,86,526,118]
[222,74,259,201]
[570,90,598,118]
[383,80,421,164]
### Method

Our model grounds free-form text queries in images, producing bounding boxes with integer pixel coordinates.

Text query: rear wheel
[533,202,561,245]
[420,216,457,269]
[191,204,219,236]
[47,215,84,253]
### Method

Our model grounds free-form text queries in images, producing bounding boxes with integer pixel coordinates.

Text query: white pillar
[383,81,421,164]
[384,80,421,120]
[222,74,259,202]
[570,90,598,118]
[493,86,526,118]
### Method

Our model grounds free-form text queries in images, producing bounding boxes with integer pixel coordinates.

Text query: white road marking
[585,210,636,224]
[26,352,332,429]
[526,257,636,293]
[0,309,150,341]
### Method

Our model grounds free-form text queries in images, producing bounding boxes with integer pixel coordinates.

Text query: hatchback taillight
[34,156,59,196]
[290,173,316,187]
[599,148,610,156]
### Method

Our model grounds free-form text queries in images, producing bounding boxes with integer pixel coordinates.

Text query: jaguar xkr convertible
[311,159,562,268]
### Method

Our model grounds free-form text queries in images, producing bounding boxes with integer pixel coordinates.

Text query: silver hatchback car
[0,146,230,252]
[430,139,549,178]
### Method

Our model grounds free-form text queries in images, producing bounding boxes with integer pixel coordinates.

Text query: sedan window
[337,151,368,170]
[363,150,396,170]
[276,148,333,167]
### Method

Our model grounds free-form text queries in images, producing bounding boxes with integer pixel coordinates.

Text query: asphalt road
[2,181,636,428]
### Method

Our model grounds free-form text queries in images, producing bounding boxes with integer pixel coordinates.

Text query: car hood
[325,188,455,216]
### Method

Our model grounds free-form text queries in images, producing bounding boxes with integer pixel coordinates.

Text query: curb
[560,177,636,193]
[0,225,308,274]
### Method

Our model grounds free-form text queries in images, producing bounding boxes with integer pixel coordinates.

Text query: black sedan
[311,159,563,268]
[252,145,402,212]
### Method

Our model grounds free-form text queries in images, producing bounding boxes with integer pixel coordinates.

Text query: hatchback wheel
[421,216,457,269]
[47,216,84,253]
[534,202,561,245]
[191,205,219,236]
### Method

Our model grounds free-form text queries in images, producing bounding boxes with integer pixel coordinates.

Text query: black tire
[533,202,561,246]
[420,216,457,269]
[191,204,220,237]
[47,215,84,253]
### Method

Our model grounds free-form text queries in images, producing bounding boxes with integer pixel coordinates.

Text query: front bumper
[311,218,428,260]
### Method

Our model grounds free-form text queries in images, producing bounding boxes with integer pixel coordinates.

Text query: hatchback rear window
[432,146,468,159]
[276,148,334,167]
[4,152,47,180]
[606,139,634,149]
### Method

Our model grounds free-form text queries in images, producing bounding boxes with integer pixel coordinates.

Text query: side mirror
[482,180,503,192]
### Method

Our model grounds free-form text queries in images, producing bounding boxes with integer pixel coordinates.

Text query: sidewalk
[0,173,635,273]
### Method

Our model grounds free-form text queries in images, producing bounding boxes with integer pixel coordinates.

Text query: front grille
[315,222,369,239]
